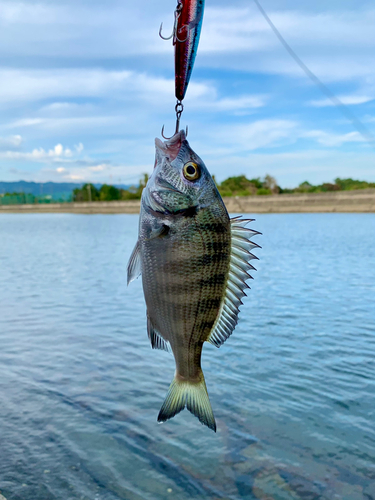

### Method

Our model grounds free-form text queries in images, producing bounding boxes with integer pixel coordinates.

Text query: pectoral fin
[149,224,169,239]
[127,240,141,285]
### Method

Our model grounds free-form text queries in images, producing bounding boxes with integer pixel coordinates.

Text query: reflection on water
[0,213,374,500]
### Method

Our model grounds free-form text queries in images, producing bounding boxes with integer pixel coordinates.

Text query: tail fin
[157,373,216,432]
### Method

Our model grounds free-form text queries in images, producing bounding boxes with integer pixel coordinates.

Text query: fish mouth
[155,129,186,162]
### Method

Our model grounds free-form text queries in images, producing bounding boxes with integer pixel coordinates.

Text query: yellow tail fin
[157,372,216,432]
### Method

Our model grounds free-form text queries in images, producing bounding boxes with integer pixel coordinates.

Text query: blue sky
[0,0,374,187]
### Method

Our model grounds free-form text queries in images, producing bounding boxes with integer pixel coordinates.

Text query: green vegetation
[216,176,375,197]
[1,176,374,205]
[280,178,375,194]
[71,175,375,202]
[216,174,279,197]
[72,175,149,202]
[0,192,55,205]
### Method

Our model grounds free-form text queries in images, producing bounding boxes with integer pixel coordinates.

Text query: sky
[0,0,374,187]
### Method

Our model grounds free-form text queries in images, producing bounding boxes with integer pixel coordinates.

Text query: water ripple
[0,213,374,500]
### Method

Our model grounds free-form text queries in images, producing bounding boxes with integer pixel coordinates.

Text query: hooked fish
[127,131,260,431]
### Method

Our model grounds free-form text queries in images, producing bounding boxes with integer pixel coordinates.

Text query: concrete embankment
[1,189,374,214]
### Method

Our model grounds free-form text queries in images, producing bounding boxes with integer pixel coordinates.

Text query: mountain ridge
[0,181,130,199]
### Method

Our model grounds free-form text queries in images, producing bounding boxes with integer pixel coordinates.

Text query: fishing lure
[160,0,205,134]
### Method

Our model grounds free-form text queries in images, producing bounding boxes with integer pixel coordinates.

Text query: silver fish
[127,130,260,431]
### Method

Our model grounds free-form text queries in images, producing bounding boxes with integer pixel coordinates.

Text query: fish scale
[127,130,260,431]
[142,214,230,353]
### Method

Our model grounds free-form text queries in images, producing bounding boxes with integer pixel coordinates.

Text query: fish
[127,130,260,431]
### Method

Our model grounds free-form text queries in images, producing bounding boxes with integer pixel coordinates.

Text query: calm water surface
[0,213,374,500]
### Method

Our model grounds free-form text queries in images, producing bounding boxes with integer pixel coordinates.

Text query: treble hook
[159,21,175,41]
[161,100,188,139]
[159,1,189,44]
[161,124,188,140]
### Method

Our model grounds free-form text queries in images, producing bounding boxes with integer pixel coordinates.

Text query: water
[0,213,374,500]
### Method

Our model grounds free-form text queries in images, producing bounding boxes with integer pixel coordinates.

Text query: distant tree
[99,184,121,201]
[256,187,272,195]
[334,178,375,190]
[263,174,279,194]
[248,177,263,189]
[120,186,141,200]
[73,183,99,202]
[297,181,312,192]
[120,173,149,200]
[320,183,340,192]
[69,175,375,204]
[218,175,258,197]
[140,173,149,189]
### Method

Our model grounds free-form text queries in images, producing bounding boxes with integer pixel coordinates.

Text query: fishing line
[253,0,375,149]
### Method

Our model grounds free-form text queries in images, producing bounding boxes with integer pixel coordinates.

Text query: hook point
[159,21,174,40]
[161,125,173,140]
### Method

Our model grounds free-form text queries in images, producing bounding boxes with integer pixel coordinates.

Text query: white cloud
[0,1,373,84]
[0,134,22,149]
[8,118,44,127]
[7,115,127,132]
[68,174,85,181]
[192,94,268,113]
[302,130,365,147]
[54,144,63,156]
[363,115,375,123]
[211,119,298,151]
[40,161,150,184]
[0,68,129,104]
[0,0,374,185]
[40,102,94,114]
[0,143,80,161]
[88,164,108,172]
[198,6,375,82]
[0,68,210,110]
[203,149,375,186]
[309,95,374,107]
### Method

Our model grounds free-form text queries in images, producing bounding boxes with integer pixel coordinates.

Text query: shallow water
[0,213,374,500]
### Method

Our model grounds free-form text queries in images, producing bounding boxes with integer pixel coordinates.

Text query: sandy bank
[1,189,374,214]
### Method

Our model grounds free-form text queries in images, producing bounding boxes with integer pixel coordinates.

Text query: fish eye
[183,162,200,181]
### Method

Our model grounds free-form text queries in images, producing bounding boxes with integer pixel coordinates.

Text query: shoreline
[1,189,374,214]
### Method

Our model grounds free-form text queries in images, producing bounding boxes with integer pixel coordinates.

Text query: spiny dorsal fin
[208,217,261,348]
[147,314,171,352]
[127,240,141,285]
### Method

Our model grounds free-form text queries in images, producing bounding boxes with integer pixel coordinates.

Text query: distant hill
[0,181,82,199]
[0,181,130,201]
